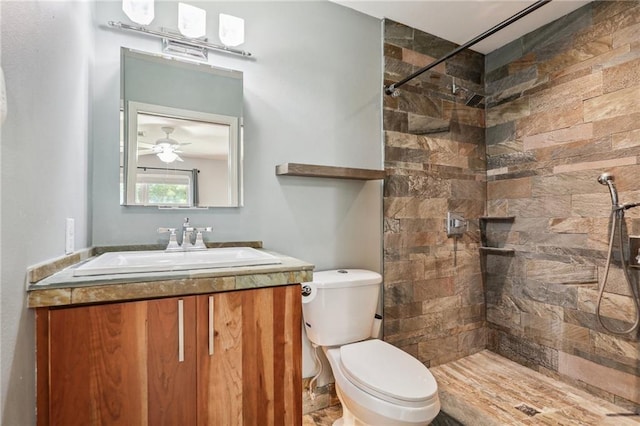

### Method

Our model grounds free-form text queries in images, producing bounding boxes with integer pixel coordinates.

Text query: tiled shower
[383,0,640,411]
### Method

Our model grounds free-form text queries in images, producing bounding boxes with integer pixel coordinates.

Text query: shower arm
[615,201,640,211]
[384,0,552,96]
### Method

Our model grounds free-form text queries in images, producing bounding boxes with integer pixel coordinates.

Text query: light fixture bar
[162,37,208,60]
[107,21,252,58]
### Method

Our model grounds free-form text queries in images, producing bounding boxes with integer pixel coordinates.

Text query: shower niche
[479,216,515,255]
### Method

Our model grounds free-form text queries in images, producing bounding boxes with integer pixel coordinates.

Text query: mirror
[120,48,243,207]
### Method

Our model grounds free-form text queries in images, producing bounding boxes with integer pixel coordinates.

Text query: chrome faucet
[158,218,213,251]
[182,217,195,249]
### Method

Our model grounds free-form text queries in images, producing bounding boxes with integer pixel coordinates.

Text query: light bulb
[219,14,244,47]
[157,150,178,163]
[179,3,207,39]
[122,0,155,25]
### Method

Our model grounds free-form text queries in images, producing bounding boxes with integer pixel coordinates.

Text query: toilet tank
[302,269,382,346]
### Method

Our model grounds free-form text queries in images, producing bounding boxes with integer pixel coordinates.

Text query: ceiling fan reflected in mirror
[139,126,190,164]
[154,127,183,163]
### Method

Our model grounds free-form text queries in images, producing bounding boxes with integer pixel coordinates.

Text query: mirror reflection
[120,48,243,207]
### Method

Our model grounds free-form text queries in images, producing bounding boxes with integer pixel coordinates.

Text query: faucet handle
[158,228,182,251]
[192,227,213,250]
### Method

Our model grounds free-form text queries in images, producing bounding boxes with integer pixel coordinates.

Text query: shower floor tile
[431,350,640,425]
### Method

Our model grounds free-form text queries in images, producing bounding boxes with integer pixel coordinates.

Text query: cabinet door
[197,286,302,426]
[147,296,197,425]
[197,290,244,425]
[48,301,150,425]
[45,297,197,426]
[40,286,301,426]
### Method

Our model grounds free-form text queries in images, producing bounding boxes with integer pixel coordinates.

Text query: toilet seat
[338,339,438,407]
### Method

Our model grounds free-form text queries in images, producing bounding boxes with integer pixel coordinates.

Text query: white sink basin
[73,247,282,277]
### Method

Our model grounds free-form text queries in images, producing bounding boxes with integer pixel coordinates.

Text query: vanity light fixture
[122,0,154,25]
[219,13,245,47]
[107,21,252,59]
[178,3,206,39]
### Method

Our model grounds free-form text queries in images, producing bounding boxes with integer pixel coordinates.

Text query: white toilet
[302,269,440,426]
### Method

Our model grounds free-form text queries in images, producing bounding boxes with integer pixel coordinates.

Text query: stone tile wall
[383,20,487,366]
[484,0,640,410]
[384,0,640,410]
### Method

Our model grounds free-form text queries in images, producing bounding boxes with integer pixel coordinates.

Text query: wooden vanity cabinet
[36,285,302,426]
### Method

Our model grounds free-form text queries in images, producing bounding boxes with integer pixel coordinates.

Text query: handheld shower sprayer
[595,172,640,335]
[598,172,619,206]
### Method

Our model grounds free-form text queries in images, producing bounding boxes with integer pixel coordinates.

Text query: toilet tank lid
[305,269,382,289]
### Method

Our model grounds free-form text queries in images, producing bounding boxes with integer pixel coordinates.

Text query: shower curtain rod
[384,0,552,96]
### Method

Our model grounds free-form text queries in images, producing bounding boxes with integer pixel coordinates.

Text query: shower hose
[596,207,640,334]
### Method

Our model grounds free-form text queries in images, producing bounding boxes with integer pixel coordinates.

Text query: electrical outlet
[65,218,75,254]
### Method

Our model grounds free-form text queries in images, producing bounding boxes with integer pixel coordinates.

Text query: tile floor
[431,350,640,425]
[302,404,342,425]
[302,350,640,425]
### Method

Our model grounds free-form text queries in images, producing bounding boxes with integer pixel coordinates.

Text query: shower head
[598,173,614,185]
[598,173,619,206]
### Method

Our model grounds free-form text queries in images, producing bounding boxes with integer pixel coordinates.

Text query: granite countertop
[27,245,314,308]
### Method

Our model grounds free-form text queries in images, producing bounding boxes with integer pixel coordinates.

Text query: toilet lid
[339,339,437,404]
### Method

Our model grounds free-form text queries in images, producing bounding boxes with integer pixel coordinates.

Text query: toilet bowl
[324,340,440,426]
[302,269,440,425]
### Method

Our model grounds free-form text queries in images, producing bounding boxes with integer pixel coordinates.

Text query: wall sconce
[108,22,252,60]
[178,3,206,39]
[122,0,155,25]
[111,1,251,59]
[219,14,245,47]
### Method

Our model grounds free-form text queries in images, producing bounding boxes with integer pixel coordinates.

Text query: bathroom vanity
[28,246,313,426]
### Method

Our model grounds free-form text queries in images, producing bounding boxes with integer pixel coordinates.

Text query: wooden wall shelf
[275,163,386,181]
